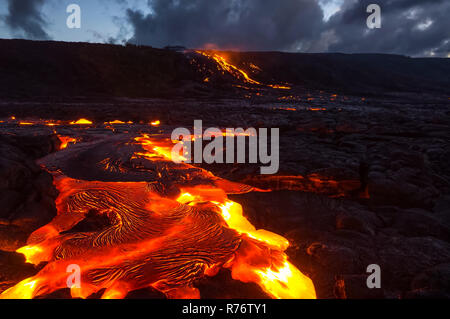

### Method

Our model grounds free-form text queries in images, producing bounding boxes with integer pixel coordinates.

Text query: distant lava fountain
[1,133,315,299]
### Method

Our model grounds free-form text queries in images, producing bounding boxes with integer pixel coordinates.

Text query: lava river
[0,133,316,299]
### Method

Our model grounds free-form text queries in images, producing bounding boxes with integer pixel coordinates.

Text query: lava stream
[1,133,316,299]
[196,51,291,90]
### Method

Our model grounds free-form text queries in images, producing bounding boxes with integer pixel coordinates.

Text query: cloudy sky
[0,0,448,57]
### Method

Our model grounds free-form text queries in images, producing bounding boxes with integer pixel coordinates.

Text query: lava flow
[1,133,316,299]
[197,51,291,90]
[57,135,77,150]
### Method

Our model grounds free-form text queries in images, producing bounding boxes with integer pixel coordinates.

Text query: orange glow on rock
[70,118,92,125]
[268,84,292,90]
[134,134,187,162]
[197,51,262,85]
[2,134,316,300]
[0,278,40,299]
[106,120,126,125]
[217,201,289,251]
[197,51,291,90]
[57,135,77,150]
[309,107,327,111]
[16,246,44,264]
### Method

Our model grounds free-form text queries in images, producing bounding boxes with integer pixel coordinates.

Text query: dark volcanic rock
[335,274,385,299]
[229,190,450,299]
[0,250,38,294]
[0,134,58,251]
[410,263,450,295]
[1,39,449,99]
[125,287,167,299]
[194,269,271,299]
[36,289,73,299]
[367,147,440,209]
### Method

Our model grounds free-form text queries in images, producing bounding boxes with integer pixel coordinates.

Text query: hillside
[0,39,449,99]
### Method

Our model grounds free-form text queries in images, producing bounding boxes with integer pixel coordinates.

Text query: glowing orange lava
[1,133,316,300]
[197,51,291,90]
[45,122,60,127]
[70,119,93,125]
[268,84,291,90]
[57,135,77,150]
[106,120,126,125]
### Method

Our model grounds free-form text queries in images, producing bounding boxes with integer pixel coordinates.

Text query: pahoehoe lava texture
[51,180,241,292]
[11,134,258,298]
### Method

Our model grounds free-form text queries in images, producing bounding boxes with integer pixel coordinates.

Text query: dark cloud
[324,0,450,57]
[125,0,324,51]
[3,0,50,40]
[0,0,447,56]
[123,0,449,57]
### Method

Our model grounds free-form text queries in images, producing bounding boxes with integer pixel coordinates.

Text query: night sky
[0,0,448,57]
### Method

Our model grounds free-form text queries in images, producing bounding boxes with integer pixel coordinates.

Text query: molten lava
[57,135,77,150]
[197,51,262,86]
[70,119,93,125]
[197,51,291,90]
[106,120,126,125]
[1,132,316,300]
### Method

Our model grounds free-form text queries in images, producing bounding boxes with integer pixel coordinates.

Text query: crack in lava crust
[1,134,316,299]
